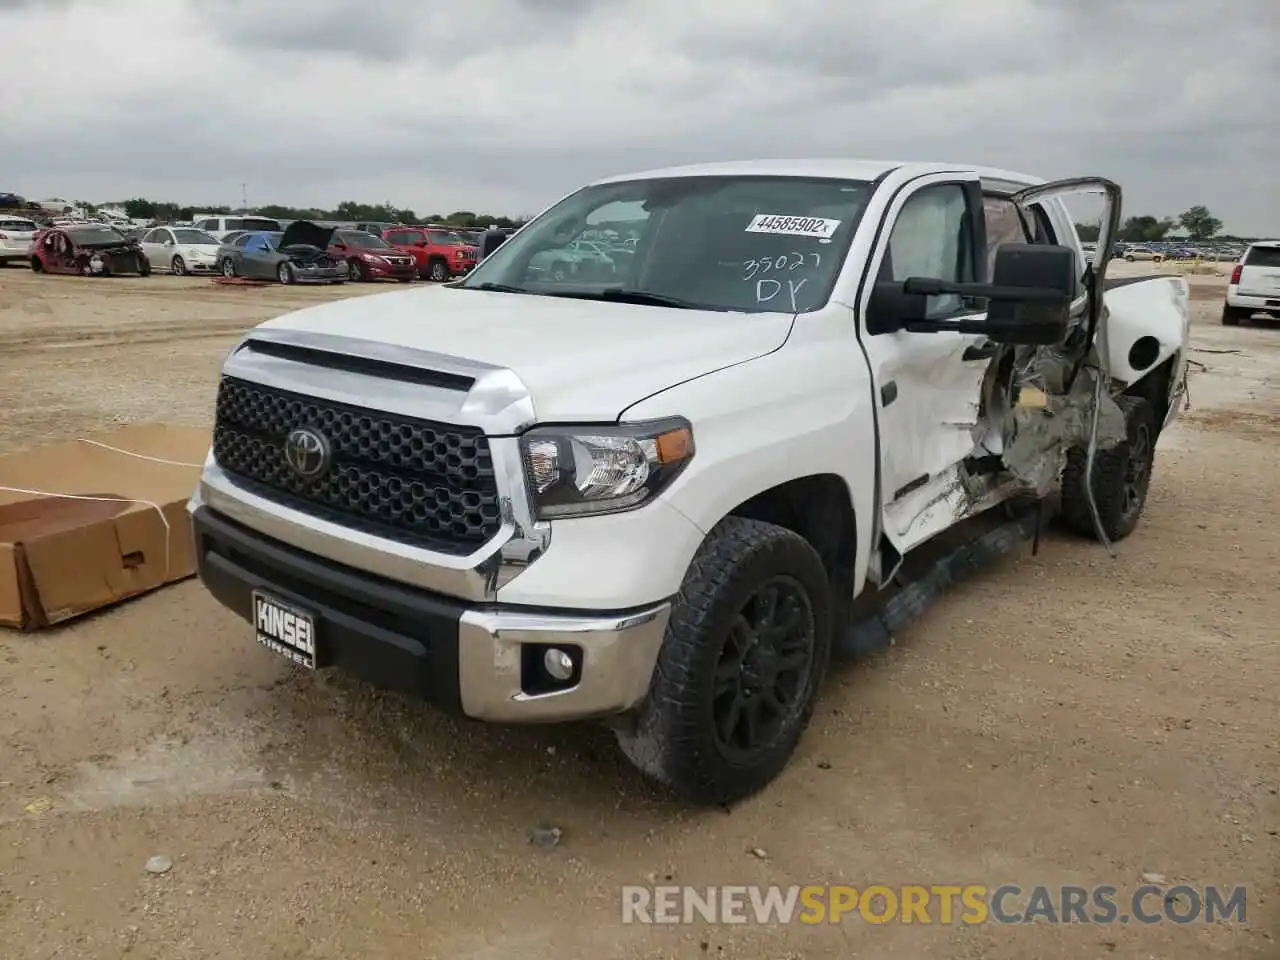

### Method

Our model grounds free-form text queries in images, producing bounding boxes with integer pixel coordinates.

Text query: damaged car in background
[187,160,1189,806]
[29,223,151,276]
[216,221,347,284]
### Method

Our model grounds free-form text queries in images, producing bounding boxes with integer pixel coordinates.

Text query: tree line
[1072,205,1231,243]
[119,198,527,230]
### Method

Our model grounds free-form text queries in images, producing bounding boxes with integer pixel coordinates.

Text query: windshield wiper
[547,288,718,310]
[465,282,529,294]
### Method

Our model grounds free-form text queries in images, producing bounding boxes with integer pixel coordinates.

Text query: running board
[834,507,1044,660]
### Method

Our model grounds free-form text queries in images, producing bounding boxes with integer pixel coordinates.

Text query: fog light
[543,648,575,681]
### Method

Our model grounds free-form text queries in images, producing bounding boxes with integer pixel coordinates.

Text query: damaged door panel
[855,172,996,554]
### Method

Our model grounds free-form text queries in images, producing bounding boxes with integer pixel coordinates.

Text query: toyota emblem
[283,427,332,479]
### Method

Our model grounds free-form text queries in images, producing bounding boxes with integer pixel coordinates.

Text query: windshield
[427,230,467,245]
[66,226,126,244]
[457,175,873,313]
[338,231,390,249]
[231,217,282,232]
[173,228,218,245]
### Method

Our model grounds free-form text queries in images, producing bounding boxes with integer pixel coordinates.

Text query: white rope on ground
[76,438,204,469]
[0,486,174,581]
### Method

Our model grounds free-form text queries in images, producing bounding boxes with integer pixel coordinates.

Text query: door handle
[962,341,998,362]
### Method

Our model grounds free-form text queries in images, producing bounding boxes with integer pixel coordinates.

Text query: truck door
[855,173,993,553]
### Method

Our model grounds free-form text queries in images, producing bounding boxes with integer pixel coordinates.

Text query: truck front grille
[212,376,502,554]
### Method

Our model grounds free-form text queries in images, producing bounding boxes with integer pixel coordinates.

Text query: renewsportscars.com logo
[621,884,1248,926]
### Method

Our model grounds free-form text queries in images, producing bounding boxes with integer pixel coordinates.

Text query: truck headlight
[520,418,694,519]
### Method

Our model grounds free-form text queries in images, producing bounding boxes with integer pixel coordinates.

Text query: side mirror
[866,243,1075,346]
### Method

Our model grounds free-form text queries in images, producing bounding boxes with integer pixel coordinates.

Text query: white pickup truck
[188,160,1190,804]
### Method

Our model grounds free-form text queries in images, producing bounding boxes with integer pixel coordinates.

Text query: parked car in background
[352,221,397,236]
[327,230,417,282]
[381,225,479,281]
[1223,240,1280,326]
[0,192,23,209]
[1121,245,1164,262]
[192,215,284,241]
[528,237,620,282]
[217,222,347,284]
[30,223,150,276]
[139,226,222,275]
[0,215,39,266]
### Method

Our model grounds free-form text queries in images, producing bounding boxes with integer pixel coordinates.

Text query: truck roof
[590,158,1048,188]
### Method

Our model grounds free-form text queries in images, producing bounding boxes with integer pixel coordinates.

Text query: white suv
[1223,241,1280,325]
[0,215,38,266]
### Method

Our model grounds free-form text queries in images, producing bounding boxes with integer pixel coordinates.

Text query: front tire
[427,258,449,282]
[1060,395,1157,542]
[277,262,295,285]
[221,258,237,278]
[615,517,832,806]
[346,259,364,282]
[30,256,42,272]
[171,255,186,276]
[137,256,151,277]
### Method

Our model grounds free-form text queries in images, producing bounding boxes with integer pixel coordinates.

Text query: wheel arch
[715,473,859,628]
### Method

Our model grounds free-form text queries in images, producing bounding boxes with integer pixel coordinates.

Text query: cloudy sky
[1,0,1274,234]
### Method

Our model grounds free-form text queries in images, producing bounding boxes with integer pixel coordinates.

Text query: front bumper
[295,264,347,282]
[185,258,219,274]
[368,261,417,280]
[191,504,669,723]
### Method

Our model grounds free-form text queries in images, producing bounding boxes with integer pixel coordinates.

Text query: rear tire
[615,517,832,806]
[1221,305,1249,326]
[1060,395,1157,542]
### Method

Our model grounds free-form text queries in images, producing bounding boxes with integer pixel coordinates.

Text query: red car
[328,229,418,283]
[30,224,151,276]
[381,226,479,281]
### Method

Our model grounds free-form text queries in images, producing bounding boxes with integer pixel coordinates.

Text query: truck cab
[189,160,1190,805]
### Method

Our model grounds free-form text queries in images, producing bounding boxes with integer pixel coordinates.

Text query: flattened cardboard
[0,423,211,630]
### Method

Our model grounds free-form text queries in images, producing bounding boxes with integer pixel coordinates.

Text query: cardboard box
[0,424,211,631]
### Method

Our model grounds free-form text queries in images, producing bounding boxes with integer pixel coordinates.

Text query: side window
[199,219,217,232]
[235,233,255,248]
[982,196,1033,279]
[141,229,161,243]
[883,184,975,317]
[386,231,406,245]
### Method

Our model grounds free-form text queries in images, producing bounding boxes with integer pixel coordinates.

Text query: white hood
[259,287,794,421]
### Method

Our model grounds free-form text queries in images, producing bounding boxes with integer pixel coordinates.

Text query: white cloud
[0,0,1274,233]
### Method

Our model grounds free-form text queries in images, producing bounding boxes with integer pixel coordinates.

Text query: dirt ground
[0,264,1276,960]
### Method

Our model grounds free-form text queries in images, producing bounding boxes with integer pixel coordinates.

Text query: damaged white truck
[188,160,1190,805]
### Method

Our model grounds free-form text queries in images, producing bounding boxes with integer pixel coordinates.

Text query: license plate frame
[252,590,318,670]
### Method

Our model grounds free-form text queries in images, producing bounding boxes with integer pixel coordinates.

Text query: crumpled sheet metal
[999,347,1127,497]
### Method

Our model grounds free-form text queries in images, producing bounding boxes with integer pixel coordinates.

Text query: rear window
[0,219,36,231]
[1243,246,1280,268]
